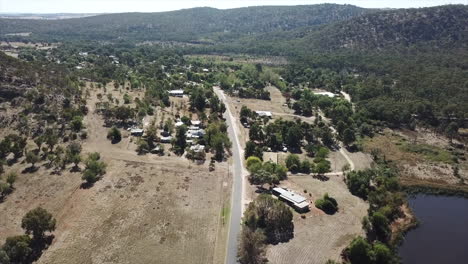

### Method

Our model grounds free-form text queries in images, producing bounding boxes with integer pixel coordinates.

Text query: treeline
[341,159,409,264]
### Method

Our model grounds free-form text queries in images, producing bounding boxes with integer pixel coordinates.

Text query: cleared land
[266,175,368,264]
[0,84,231,264]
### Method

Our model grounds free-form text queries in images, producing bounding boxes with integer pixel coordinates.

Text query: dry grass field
[266,174,368,264]
[0,84,231,264]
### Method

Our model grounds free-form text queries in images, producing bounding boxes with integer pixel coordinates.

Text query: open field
[266,174,368,264]
[0,84,231,264]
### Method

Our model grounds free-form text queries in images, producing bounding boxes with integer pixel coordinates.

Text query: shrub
[315,193,338,214]
[107,126,122,143]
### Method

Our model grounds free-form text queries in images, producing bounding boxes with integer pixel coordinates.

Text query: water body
[399,194,468,264]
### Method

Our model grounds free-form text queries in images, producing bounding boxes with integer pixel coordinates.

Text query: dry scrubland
[362,128,468,190]
[0,83,231,264]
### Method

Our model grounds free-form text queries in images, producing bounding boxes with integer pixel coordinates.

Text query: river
[399,194,468,264]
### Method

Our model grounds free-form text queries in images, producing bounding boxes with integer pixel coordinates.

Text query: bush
[315,193,338,214]
[107,126,121,143]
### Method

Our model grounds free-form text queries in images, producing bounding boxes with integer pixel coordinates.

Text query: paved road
[214,87,246,264]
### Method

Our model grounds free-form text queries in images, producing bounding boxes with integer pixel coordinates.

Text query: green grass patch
[221,205,230,225]
[400,142,455,164]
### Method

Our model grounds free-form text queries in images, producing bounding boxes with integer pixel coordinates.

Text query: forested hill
[215,5,468,56]
[302,4,468,51]
[0,4,369,43]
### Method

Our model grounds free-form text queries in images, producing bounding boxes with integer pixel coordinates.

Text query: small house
[130,128,144,136]
[272,187,309,212]
[190,144,205,153]
[255,111,273,118]
[169,90,184,97]
[160,136,173,143]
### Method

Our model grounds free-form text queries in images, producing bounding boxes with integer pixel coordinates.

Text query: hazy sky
[0,0,466,13]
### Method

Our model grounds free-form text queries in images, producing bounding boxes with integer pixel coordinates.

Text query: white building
[272,187,309,212]
[169,90,184,97]
[255,111,273,118]
[314,91,336,98]
[190,144,205,153]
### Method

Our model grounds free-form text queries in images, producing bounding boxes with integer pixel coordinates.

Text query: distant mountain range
[0,4,467,54]
[0,13,100,20]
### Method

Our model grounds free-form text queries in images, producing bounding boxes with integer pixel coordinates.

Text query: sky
[0,0,466,13]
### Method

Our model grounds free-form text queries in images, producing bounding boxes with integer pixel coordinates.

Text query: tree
[346,170,372,199]
[244,194,293,243]
[285,154,301,173]
[66,142,82,168]
[314,159,331,174]
[25,151,39,169]
[6,172,17,187]
[136,138,149,155]
[246,156,262,171]
[0,249,9,264]
[107,126,122,143]
[245,141,262,160]
[342,128,356,146]
[347,237,374,264]
[45,131,58,152]
[21,207,56,240]
[173,125,187,155]
[373,242,392,264]
[82,153,106,184]
[370,212,390,241]
[285,125,303,150]
[71,116,84,132]
[2,235,32,263]
[445,122,458,144]
[237,228,268,264]
[249,123,264,142]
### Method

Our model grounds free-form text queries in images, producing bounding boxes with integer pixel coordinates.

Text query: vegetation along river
[399,194,468,264]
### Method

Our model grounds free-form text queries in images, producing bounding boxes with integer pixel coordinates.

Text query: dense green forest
[0,4,370,43]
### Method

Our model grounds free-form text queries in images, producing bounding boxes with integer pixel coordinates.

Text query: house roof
[273,187,307,204]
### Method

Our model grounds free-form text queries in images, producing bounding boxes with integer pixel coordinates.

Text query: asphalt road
[214,87,245,264]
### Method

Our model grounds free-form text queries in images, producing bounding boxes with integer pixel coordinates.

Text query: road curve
[214,87,246,264]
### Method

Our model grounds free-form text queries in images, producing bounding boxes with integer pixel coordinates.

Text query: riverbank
[401,177,468,198]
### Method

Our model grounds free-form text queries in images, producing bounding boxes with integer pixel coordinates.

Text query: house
[255,111,273,118]
[191,120,202,127]
[130,128,144,136]
[190,144,205,153]
[314,91,336,98]
[169,90,184,97]
[186,129,205,139]
[202,68,209,72]
[160,136,173,143]
[272,187,309,212]
[175,121,185,127]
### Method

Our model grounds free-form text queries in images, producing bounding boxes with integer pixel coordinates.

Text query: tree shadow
[28,235,55,264]
[267,222,295,245]
[111,138,121,144]
[313,174,330,181]
[80,181,94,189]
[70,166,82,173]
[22,166,39,174]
